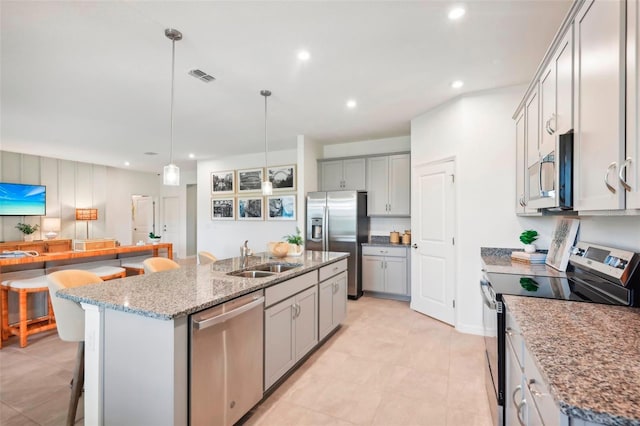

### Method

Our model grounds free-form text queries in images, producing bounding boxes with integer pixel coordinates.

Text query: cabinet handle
[516,400,527,426]
[546,114,555,135]
[605,162,617,194]
[527,379,547,399]
[512,385,522,409]
[619,158,633,192]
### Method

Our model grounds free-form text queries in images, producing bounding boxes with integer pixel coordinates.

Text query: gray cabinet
[574,0,626,211]
[264,273,318,390]
[319,158,366,191]
[318,271,347,341]
[366,154,410,216]
[362,246,409,296]
[625,0,640,210]
[505,304,564,426]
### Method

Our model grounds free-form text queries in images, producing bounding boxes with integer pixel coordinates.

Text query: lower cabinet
[264,284,318,390]
[505,304,565,426]
[362,246,409,296]
[318,271,347,340]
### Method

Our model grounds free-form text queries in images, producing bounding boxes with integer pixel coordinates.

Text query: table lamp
[75,208,98,239]
[41,217,61,240]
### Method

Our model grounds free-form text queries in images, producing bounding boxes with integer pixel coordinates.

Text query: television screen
[0,183,46,216]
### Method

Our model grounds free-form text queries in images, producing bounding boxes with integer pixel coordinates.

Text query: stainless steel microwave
[527,130,573,210]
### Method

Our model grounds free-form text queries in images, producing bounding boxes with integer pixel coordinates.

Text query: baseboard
[455,323,486,336]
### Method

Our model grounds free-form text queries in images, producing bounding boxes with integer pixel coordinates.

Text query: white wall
[411,85,640,335]
[197,149,300,259]
[323,135,410,158]
[0,150,162,246]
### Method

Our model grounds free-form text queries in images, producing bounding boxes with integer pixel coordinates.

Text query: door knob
[411,244,418,249]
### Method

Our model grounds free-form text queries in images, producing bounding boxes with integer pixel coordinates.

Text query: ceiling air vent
[189,69,216,83]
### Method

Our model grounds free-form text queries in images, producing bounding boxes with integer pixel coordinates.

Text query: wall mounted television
[0,182,46,216]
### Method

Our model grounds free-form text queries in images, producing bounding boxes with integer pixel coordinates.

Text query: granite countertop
[503,295,640,425]
[481,247,567,278]
[362,235,411,248]
[58,250,348,321]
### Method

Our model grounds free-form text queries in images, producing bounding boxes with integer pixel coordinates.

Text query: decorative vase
[524,244,536,253]
[287,244,304,257]
[23,234,34,242]
[149,237,161,245]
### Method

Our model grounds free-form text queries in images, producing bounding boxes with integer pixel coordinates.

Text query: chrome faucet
[240,240,253,268]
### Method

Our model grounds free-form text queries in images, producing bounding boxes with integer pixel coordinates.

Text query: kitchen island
[58,250,349,426]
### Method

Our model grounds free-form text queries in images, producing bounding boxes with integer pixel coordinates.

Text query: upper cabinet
[366,154,410,216]
[626,0,640,209]
[319,158,366,191]
[540,28,573,159]
[514,0,640,214]
[574,0,626,211]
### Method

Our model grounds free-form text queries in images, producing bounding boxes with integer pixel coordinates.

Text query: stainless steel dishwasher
[189,290,264,426]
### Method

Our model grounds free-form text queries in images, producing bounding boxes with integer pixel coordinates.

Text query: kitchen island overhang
[58,250,349,426]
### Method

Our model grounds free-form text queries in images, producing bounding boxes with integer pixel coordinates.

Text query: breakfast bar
[59,250,349,425]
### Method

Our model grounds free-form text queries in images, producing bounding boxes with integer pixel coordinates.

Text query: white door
[410,160,456,325]
[131,195,153,244]
[162,196,180,250]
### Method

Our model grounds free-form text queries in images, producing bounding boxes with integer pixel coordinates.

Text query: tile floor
[0,295,492,426]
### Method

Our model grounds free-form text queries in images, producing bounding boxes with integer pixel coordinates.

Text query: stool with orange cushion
[0,275,57,348]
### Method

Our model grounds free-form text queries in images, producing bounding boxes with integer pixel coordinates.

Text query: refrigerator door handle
[323,206,328,251]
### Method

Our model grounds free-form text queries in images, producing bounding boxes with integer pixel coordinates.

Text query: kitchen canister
[390,231,400,244]
[402,231,411,245]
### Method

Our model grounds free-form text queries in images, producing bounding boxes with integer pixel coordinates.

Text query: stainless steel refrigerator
[306,191,369,299]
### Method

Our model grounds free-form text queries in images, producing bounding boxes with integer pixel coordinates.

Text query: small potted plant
[15,223,39,242]
[148,232,162,245]
[519,229,539,253]
[283,227,304,256]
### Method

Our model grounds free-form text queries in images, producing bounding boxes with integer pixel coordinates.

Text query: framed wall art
[237,168,264,193]
[211,170,235,194]
[545,218,580,271]
[211,198,235,220]
[237,197,264,220]
[267,194,296,221]
[268,164,296,192]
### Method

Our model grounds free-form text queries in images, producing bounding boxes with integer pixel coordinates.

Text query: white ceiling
[1,0,571,173]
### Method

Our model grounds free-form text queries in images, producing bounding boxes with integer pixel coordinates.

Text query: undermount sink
[229,270,276,278]
[252,263,303,273]
[227,263,303,278]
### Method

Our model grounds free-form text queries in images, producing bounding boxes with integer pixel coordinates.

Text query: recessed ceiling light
[189,153,195,159]
[124,161,130,166]
[451,80,464,89]
[346,99,357,109]
[298,50,310,61]
[448,6,466,20]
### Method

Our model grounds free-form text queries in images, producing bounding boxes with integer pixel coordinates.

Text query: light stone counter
[503,295,640,425]
[481,247,567,278]
[58,250,348,320]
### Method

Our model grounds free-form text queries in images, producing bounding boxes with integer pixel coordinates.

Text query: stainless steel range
[481,242,640,426]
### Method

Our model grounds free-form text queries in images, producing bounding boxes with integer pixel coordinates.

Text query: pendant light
[163,28,182,186]
[261,89,273,195]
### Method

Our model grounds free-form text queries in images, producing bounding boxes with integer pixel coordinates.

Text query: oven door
[481,280,502,425]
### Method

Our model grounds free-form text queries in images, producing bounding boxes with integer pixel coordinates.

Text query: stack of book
[511,251,547,264]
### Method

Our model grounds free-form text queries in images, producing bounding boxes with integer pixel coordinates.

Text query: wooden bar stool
[1,276,57,348]
[84,266,126,281]
[121,261,145,276]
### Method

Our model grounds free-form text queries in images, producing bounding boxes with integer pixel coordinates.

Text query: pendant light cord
[264,94,268,169]
[169,37,176,165]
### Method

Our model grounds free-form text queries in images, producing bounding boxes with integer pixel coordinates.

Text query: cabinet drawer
[318,259,347,282]
[265,271,318,307]
[505,309,525,369]
[361,246,407,257]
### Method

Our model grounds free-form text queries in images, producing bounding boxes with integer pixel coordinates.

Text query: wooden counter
[0,243,173,272]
